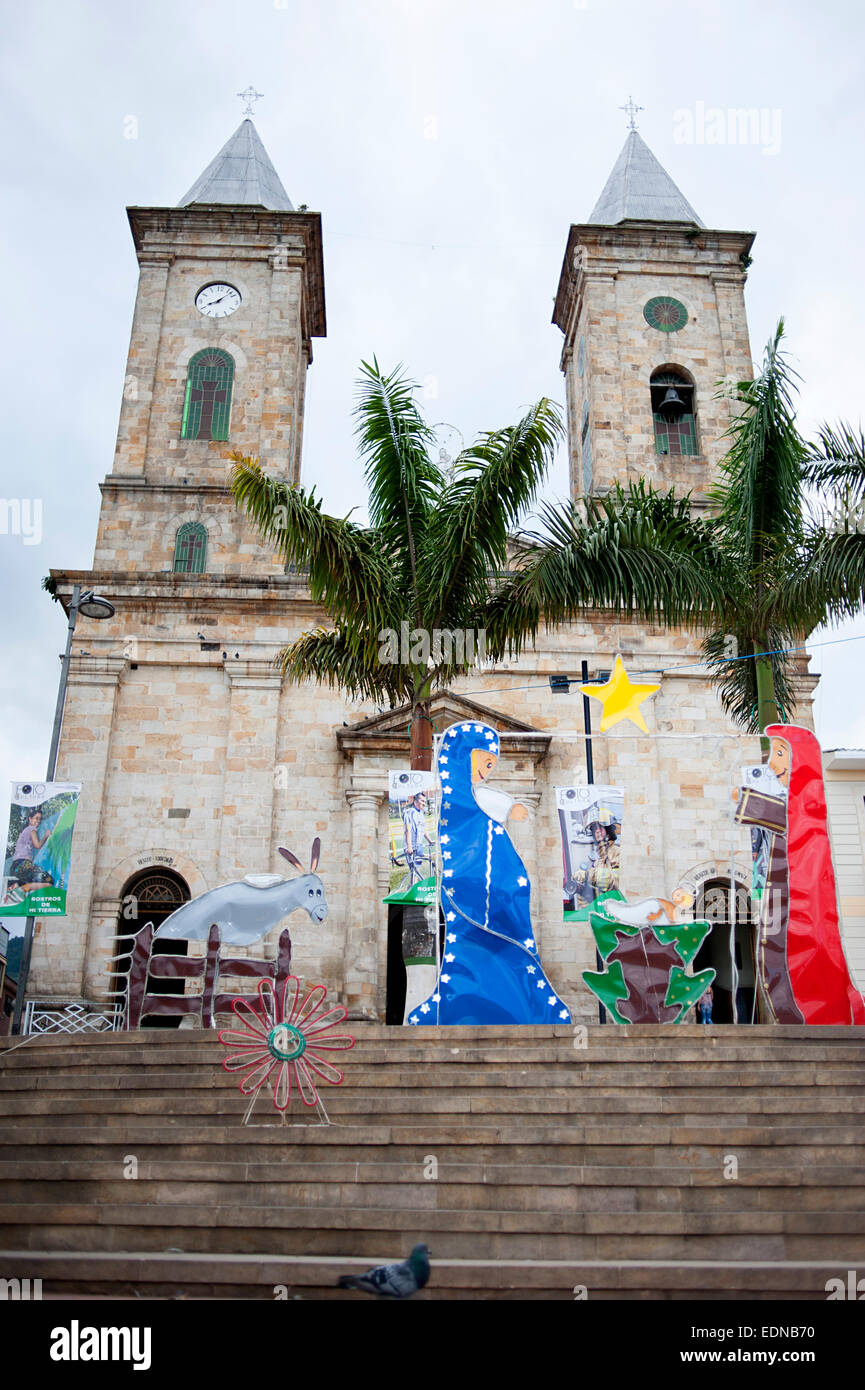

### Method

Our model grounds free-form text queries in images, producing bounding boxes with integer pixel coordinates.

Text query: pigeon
[336,1244,431,1298]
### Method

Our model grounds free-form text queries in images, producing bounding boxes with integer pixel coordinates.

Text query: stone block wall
[557,224,754,502]
[27,581,820,1027]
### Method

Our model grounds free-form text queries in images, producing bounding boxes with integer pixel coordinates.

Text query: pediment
[336,689,549,761]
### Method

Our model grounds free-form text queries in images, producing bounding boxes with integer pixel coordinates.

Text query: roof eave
[552,223,757,335]
[125,205,326,339]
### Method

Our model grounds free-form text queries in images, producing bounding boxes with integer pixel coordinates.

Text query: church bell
[657,386,686,419]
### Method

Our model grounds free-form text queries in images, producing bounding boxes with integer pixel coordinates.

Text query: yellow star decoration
[579,656,660,733]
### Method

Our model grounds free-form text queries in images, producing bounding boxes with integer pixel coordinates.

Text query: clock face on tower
[195,283,242,318]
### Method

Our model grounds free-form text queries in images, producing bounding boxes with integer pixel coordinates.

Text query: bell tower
[553,128,754,503]
[94,118,326,576]
[38,121,327,1009]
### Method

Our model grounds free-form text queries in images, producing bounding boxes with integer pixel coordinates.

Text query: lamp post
[581,659,606,1026]
[11,585,116,1034]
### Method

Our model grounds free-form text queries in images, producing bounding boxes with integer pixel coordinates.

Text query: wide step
[2,1025,865,1299]
[0,1250,849,1300]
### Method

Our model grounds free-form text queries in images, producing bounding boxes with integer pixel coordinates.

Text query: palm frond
[767,526,865,628]
[228,453,396,637]
[479,484,726,661]
[276,627,411,707]
[424,398,564,625]
[803,422,865,511]
[702,627,801,734]
[710,319,807,555]
[354,360,443,546]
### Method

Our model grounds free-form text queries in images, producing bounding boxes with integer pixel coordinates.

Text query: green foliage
[229,361,568,730]
[229,332,865,743]
[804,423,865,501]
[709,321,806,554]
[700,319,865,731]
[482,482,725,661]
[788,423,865,627]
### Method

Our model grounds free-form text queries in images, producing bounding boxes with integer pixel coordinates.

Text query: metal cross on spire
[237,86,264,117]
[620,95,644,131]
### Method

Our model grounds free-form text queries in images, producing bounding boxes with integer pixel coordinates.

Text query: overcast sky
[2,0,864,835]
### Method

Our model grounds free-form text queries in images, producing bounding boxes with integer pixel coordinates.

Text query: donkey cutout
[155,839,326,945]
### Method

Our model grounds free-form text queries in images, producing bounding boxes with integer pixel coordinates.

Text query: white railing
[22,1001,124,1035]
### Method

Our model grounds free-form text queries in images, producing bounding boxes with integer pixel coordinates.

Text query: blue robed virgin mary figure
[409,721,571,1026]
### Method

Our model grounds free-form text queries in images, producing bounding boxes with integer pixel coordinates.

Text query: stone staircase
[1,1024,864,1299]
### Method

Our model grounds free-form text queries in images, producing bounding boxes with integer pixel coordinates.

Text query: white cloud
[2,0,864,818]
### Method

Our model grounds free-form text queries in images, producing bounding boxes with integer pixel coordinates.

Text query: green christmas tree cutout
[582,901,715,1025]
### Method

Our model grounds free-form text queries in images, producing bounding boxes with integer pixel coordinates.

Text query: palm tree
[700,322,865,732]
[787,420,865,658]
[228,360,723,768]
[465,321,865,737]
[497,327,807,736]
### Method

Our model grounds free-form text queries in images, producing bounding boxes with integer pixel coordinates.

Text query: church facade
[31,119,831,1026]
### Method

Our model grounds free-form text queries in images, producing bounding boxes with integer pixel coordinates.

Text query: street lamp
[76,593,115,621]
[11,584,116,1033]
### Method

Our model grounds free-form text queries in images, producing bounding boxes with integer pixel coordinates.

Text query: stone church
[31,117,833,1027]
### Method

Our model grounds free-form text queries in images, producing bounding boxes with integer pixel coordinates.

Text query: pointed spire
[177,119,293,211]
[587,130,703,227]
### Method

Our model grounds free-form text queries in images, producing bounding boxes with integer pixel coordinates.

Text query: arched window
[181,349,234,441]
[650,367,698,458]
[173,522,207,573]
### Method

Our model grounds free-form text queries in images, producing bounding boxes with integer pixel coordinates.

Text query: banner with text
[1,781,82,917]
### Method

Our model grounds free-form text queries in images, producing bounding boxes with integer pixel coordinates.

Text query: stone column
[343,786,385,1019]
[28,656,126,1003]
[581,272,622,492]
[218,663,282,880]
[266,246,305,481]
[113,252,173,478]
[712,271,752,384]
[84,898,124,1004]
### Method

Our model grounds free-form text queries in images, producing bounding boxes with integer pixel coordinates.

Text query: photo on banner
[1,781,82,917]
[556,784,624,914]
[384,770,438,906]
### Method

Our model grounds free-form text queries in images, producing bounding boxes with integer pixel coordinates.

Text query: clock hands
[196,284,240,316]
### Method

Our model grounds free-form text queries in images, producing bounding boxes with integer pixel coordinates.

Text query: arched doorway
[113,868,190,1029]
[692,879,757,1024]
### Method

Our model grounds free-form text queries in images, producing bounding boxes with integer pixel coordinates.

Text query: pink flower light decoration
[219,976,354,1111]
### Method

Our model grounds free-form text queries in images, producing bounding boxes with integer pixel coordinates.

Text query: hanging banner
[1,782,82,917]
[383,770,438,905]
[556,784,624,916]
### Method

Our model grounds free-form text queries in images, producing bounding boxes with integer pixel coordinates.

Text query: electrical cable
[458,630,865,698]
